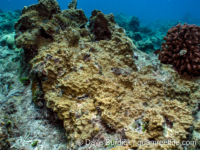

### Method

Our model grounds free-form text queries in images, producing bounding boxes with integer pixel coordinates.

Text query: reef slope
[13,0,200,149]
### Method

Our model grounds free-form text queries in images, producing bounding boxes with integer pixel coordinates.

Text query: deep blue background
[1,0,200,24]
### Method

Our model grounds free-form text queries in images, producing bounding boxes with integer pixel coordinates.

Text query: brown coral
[89,10,115,41]
[159,23,200,76]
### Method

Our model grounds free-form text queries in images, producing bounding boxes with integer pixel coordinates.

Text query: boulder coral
[159,23,200,76]
[89,9,115,41]
[0,34,16,49]
[14,0,200,149]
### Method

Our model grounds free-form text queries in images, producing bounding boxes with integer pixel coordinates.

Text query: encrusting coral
[14,0,200,149]
[159,23,200,76]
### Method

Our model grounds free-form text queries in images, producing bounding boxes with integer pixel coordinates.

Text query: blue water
[1,0,200,25]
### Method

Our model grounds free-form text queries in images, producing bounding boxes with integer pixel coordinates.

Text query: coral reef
[8,0,200,150]
[0,1,198,150]
[137,39,154,52]
[115,13,160,53]
[128,16,139,32]
[159,23,200,76]
[14,0,61,48]
[0,10,21,35]
[115,14,185,54]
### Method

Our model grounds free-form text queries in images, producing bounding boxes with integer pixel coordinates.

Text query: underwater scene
[1,0,200,149]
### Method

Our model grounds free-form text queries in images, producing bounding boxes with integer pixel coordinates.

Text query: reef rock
[89,10,115,41]
[129,16,139,32]
[68,0,77,9]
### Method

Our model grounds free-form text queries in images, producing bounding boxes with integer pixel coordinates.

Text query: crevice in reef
[100,119,116,134]
[19,25,27,33]
[32,73,65,129]
[18,46,38,78]
[40,28,53,40]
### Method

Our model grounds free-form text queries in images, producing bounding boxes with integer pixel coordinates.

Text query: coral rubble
[12,0,200,149]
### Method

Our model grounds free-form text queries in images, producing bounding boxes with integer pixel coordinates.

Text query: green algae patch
[31,140,38,147]
[19,77,30,85]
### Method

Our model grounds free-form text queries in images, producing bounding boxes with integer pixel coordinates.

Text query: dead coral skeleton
[10,133,33,149]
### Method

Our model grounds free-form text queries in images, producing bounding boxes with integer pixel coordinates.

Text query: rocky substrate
[0,43,67,150]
